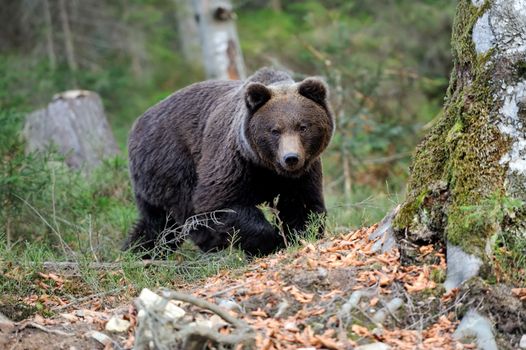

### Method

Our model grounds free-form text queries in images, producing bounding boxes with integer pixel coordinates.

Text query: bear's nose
[283,153,299,167]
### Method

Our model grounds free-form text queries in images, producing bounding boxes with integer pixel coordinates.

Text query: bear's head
[243,78,334,177]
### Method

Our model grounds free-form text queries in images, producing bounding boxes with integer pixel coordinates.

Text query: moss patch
[394,0,511,257]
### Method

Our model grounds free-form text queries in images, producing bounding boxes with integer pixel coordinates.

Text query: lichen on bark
[394,0,526,271]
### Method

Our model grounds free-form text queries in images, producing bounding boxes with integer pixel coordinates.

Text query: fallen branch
[160,290,252,332]
[134,289,255,349]
[38,260,200,276]
[208,282,250,298]
[52,287,127,311]
[43,260,176,270]
[178,324,254,348]
[20,322,74,337]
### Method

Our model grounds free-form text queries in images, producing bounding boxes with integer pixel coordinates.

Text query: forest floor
[1,225,525,349]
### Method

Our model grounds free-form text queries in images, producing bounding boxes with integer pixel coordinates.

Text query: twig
[208,282,250,298]
[41,260,187,272]
[160,290,251,331]
[51,287,127,311]
[178,324,253,347]
[135,290,255,349]
[21,322,73,337]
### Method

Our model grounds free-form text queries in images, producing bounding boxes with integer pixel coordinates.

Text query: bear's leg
[123,196,177,257]
[190,206,285,256]
[277,196,326,242]
[277,162,327,242]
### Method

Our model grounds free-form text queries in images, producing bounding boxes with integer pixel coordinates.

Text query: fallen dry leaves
[512,287,526,300]
[184,225,469,349]
[15,225,498,349]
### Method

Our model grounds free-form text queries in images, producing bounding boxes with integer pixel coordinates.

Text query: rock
[444,243,482,292]
[317,267,328,278]
[60,313,79,322]
[0,312,14,333]
[105,315,131,333]
[340,290,365,317]
[87,331,112,346]
[274,299,290,318]
[453,309,498,350]
[519,334,526,349]
[372,298,404,324]
[137,288,186,321]
[355,342,391,350]
[284,322,299,332]
[218,299,242,313]
[134,288,188,349]
[369,205,400,253]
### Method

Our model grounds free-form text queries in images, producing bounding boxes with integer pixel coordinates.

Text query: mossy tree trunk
[394,0,526,285]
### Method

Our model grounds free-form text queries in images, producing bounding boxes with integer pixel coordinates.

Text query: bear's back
[129,79,242,161]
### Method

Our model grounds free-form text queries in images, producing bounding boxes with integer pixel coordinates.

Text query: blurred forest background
[0,0,456,260]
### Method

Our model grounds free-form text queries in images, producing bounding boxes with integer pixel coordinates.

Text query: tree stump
[23,90,119,171]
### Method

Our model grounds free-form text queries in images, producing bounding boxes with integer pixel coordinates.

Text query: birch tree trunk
[174,0,202,65]
[43,0,56,70]
[393,0,526,286]
[58,0,77,72]
[192,0,246,80]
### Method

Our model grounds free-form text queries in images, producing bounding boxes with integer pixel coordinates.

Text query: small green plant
[459,192,523,232]
[459,192,525,285]
[494,230,526,286]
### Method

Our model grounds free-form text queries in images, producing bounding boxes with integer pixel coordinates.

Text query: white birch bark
[472,0,526,200]
[174,0,202,65]
[192,0,246,80]
[387,0,526,290]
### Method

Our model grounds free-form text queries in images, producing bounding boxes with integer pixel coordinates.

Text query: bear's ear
[298,78,328,106]
[245,83,272,112]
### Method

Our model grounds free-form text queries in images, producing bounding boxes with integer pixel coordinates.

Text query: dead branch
[39,260,190,276]
[160,290,251,331]
[51,287,127,311]
[43,260,177,270]
[161,290,255,348]
[20,322,74,337]
[208,282,250,298]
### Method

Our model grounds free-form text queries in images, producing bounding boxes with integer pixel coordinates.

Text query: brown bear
[123,68,334,257]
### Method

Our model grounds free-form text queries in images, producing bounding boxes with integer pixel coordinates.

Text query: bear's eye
[271,128,281,136]
[299,125,308,133]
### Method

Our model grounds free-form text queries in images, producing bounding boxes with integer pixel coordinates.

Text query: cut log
[23,90,119,171]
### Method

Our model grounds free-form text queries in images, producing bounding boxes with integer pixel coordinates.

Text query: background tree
[192,0,246,79]
[393,0,526,287]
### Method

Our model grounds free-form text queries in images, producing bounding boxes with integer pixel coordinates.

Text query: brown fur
[123,68,334,257]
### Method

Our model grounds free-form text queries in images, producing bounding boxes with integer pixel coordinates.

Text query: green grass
[325,186,400,231]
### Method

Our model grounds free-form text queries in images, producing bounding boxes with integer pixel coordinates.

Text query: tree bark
[174,0,202,65]
[23,90,119,171]
[192,0,246,80]
[393,0,526,285]
[43,0,56,70]
[58,0,77,72]
[270,0,282,12]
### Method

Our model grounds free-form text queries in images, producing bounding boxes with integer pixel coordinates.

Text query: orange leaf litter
[189,225,471,349]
